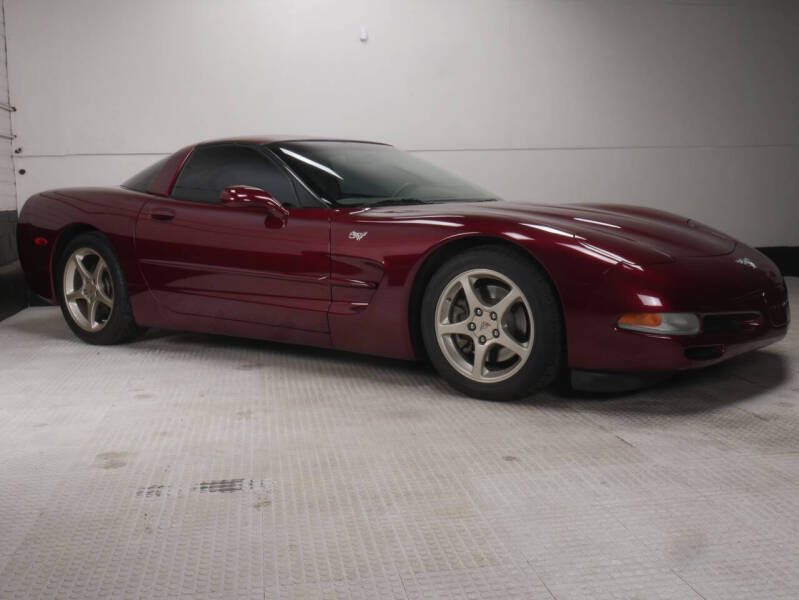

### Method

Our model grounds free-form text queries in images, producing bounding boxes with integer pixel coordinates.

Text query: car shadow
[7,307,791,414]
[140,327,792,416]
[536,350,791,416]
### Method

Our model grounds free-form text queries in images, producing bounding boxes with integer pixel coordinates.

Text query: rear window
[121,156,170,193]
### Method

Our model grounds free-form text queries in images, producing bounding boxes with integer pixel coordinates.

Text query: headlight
[617,312,700,335]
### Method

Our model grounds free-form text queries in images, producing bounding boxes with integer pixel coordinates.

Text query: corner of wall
[0,0,28,320]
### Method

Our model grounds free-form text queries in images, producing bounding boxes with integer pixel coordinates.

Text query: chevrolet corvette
[17,137,790,399]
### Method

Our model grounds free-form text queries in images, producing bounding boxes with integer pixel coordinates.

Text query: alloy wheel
[62,247,115,332]
[434,268,534,383]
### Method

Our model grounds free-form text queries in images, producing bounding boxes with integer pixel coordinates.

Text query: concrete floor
[0,279,797,600]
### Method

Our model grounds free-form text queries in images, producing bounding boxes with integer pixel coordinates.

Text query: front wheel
[57,232,141,345]
[421,247,563,400]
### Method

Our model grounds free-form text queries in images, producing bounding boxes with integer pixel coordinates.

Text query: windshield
[269,141,497,207]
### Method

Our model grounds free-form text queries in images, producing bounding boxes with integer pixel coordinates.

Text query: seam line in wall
[18,152,171,158]
[15,142,799,159]
[407,142,799,153]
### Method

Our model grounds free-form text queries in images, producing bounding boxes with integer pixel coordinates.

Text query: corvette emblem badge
[349,231,368,241]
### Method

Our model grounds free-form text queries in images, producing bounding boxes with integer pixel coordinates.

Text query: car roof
[196,135,391,146]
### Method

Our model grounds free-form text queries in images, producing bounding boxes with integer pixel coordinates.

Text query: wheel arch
[407,235,566,360]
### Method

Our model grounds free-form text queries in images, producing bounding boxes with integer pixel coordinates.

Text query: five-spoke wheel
[421,246,563,400]
[435,269,533,382]
[63,248,115,332]
[57,232,142,345]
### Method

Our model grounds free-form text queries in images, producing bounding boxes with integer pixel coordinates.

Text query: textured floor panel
[0,278,797,599]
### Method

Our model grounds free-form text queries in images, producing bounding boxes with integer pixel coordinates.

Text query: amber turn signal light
[617,312,700,335]
[618,313,662,328]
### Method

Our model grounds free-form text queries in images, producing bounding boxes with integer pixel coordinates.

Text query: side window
[171,145,299,206]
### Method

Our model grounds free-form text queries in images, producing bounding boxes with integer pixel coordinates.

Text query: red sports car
[17,137,790,399]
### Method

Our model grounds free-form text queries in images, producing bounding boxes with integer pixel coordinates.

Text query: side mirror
[220,185,289,226]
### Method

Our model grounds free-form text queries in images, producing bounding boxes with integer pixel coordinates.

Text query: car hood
[360,201,737,264]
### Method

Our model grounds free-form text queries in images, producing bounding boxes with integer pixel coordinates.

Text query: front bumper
[568,244,790,372]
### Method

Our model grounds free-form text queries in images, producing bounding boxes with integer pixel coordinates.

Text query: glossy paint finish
[17,138,790,374]
[135,197,329,332]
[326,201,788,367]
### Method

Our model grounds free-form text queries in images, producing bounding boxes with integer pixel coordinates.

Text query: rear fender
[17,189,151,309]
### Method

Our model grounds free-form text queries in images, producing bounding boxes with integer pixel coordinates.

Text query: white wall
[0,0,14,212]
[6,0,799,246]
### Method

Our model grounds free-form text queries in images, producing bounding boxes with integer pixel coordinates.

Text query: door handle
[150,209,175,221]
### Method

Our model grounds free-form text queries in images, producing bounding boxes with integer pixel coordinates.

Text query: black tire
[56,231,141,345]
[421,246,563,401]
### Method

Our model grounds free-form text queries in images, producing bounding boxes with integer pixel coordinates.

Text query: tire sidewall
[56,232,135,345]
[421,247,562,400]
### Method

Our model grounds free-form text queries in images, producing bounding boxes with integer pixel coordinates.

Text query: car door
[134,143,330,332]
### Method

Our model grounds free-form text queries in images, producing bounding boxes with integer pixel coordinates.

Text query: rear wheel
[57,232,141,344]
[421,246,563,400]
